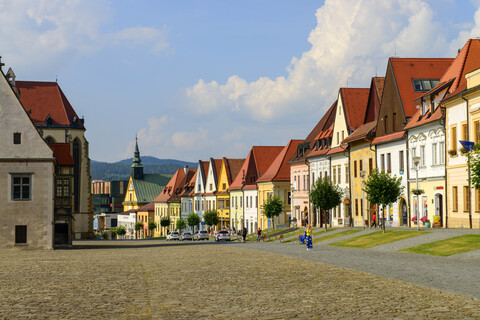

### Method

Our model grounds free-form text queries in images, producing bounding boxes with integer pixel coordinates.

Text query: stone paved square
[1,242,479,319]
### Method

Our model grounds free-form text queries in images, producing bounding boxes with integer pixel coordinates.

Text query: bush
[101,231,109,240]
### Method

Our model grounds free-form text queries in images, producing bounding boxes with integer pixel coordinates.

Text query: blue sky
[0,0,478,162]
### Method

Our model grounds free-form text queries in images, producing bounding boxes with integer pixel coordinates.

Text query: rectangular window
[475,121,480,144]
[451,126,457,151]
[387,153,391,172]
[392,113,396,132]
[333,167,336,184]
[15,225,27,244]
[464,186,470,212]
[432,143,437,165]
[210,183,213,191]
[287,192,291,205]
[337,132,339,145]
[359,159,363,173]
[453,186,458,212]
[337,165,341,184]
[361,199,364,219]
[462,124,468,141]
[294,176,297,190]
[12,174,31,200]
[303,175,306,191]
[399,151,404,171]
[380,154,385,172]
[13,132,21,144]
[240,197,242,207]
[411,147,416,168]
[341,131,344,142]
[369,158,373,175]
[355,199,359,216]
[222,183,226,190]
[319,172,322,180]
[354,160,357,178]
[476,189,480,212]
[312,173,315,186]
[420,146,425,166]
[345,164,349,184]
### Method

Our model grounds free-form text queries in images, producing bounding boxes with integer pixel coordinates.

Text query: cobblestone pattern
[1,242,480,319]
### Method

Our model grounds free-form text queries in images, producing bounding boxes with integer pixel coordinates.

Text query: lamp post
[360,170,366,229]
[413,156,421,231]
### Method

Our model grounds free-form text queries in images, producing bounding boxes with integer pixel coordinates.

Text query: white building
[117,211,137,239]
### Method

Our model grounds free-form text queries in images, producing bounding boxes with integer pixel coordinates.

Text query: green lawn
[330,230,429,249]
[312,229,361,244]
[399,234,480,256]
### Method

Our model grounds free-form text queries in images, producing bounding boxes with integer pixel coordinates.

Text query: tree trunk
[323,211,328,232]
[382,204,386,233]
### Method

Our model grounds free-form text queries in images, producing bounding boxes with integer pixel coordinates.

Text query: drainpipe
[440,106,448,228]
[344,148,353,227]
[461,95,472,229]
[305,159,312,226]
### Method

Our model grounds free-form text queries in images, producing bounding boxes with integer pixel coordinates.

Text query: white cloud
[184,0,450,122]
[0,0,170,74]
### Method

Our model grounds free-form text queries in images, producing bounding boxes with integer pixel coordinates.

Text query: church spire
[131,136,144,180]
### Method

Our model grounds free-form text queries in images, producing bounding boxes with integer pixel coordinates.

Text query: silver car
[193,230,209,241]
[180,232,193,241]
[166,231,180,241]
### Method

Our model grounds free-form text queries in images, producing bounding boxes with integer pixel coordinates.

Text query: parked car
[215,230,230,242]
[166,231,180,241]
[180,232,193,241]
[193,230,209,241]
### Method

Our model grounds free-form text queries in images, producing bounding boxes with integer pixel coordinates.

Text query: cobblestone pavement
[1,241,480,319]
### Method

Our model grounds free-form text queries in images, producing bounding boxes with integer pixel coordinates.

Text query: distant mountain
[91,157,197,181]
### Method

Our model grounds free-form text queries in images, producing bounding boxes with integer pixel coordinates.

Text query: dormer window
[412,79,439,92]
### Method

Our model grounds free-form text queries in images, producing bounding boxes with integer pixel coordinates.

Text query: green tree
[310,177,343,231]
[261,195,284,231]
[203,210,219,230]
[148,221,157,237]
[176,218,186,232]
[187,213,200,233]
[111,228,117,240]
[363,169,404,233]
[116,225,127,239]
[134,222,144,239]
[160,217,171,235]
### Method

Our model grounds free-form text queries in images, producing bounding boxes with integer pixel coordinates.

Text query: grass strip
[283,228,336,243]
[330,230,429,249]
[313,229,361,244]
[399,234,480,256]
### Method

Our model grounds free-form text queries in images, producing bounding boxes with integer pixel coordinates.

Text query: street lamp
[412,156,421,231]
[360,170,366,229]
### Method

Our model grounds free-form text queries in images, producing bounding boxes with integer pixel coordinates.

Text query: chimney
[184,165,189,176]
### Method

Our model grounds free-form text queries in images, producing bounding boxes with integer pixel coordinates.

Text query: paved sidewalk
[229,227,480,300]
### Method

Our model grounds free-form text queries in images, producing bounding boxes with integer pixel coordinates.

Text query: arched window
[45,136,56,144]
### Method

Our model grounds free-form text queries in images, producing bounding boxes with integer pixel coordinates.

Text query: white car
[166,231,180,241]
[215,230,230,242]
[193,230,209,241]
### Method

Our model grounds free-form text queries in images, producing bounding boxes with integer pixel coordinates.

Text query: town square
[2,1,480,319]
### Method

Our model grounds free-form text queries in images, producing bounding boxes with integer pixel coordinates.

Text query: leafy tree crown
[203,210,219,227]
[363,169,404,206]
[310,177,343,211]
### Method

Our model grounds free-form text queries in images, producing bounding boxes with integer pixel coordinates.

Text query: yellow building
[344,122,377,227]
[256,140,302,230]
[137,202,155,239]
[442,39,480,229]
[216,157,244,229]
[444,51,480,228]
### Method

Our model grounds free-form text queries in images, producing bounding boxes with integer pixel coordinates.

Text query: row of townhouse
[0,62,93,249]
[291,39,480,230]
[119,38,480,237]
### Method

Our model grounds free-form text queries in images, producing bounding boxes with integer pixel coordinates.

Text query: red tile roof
[326,146,347,156]
[153,168,186,203]
[230,146,284,190]
[306,123,334,158]
[403,105,443,130]
[15,81,85,128]
[389,58,453,117]
[137,202,155,212]
[180,169,197,197]
[288,101,337,163]
[441,39,480,95]
[48,143,75,166]
[257,140,303,183]
[372,131,406,145]
[340,88,370,130]
[341,120,377,144]
[224,158,245,185]
[364,77,385,123]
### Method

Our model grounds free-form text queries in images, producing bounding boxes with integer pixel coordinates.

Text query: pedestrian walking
[242,227,247,243]
[305,224,313,250]
[256,228,262,242]
[371,212,377,228]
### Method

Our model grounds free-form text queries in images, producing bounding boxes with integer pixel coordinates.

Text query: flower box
[448,149,457,156]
